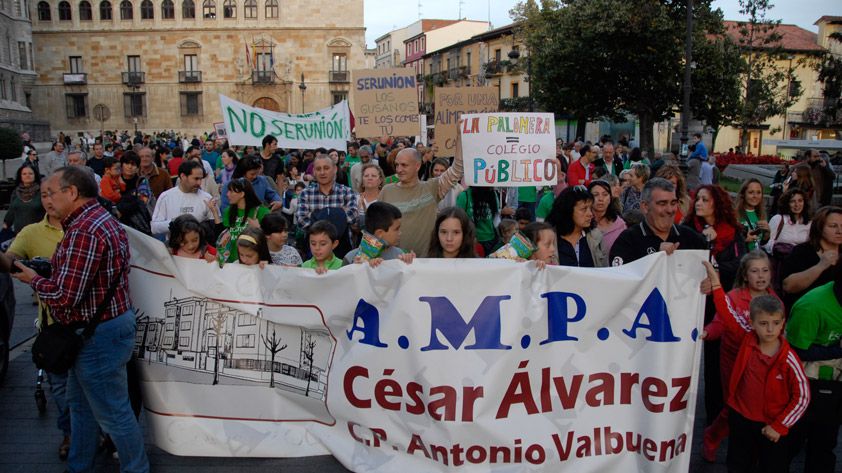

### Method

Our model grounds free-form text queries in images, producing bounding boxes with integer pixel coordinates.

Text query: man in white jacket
[151,160,220,237]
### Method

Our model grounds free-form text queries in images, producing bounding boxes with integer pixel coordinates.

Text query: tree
[261,327,287,388]
[301,333,317,397]
[690,35,744,149]
[733,0,802,149]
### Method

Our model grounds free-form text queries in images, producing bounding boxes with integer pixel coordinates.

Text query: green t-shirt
[456,190,496,243]
[301,254,343,270]
[741,209,760,251]
[787,282,842,350]
[343,155,361,186]
[217,205,271,264]
[518,186,537,203]
[536,191,555,220]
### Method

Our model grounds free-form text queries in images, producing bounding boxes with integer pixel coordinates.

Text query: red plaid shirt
[32,199,131,325]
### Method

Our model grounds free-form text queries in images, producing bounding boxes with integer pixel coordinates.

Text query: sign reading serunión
[351,68,419,138]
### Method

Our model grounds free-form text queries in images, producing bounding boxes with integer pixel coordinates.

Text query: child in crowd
[497,219,518,245]
[701,261,809,472]
[167,214,216,262]
[282,181,306,226]
[702,251,782,461]
[260,212,303,267]
[522,222,558,267]
[515,207,533,230]
[302,221,343,274]
[427,207,477,258]
[100,156,125,204]
[344,202,415,266]
[236,227,270,268]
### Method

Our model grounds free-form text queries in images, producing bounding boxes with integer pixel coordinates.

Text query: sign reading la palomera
[219,94,350,151]
[351,68,419,138]
[126,227,706,472]
[434,86,499,157]
[460,112,558,187]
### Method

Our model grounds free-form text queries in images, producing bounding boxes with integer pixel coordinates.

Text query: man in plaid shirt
[296,155,359,258]
[13,166,149,473]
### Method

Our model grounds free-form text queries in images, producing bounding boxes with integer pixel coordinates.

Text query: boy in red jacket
[702,261,810,472]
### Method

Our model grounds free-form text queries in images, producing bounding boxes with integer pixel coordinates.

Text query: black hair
[309,220,338,242]
[588,179,621,223]
[220,148,240,168]
[260,212,288,235]
[172,146,184,158]
[155,145,169,167]
[54,166,98,198]
[514,206,533,222]
[237,227,272,263]
[15,163,40,186]
[120,150,141,167]
[365,201,402,234]
[262,135,278,148]
[168,214,207,253]
[522,221,554,246]
[315,147,328,155]
[466,187,498,227]
[546,186,594,237]
[232,154,262,179]
[178,159,205,178]
[103,156,119,170]
[225,177,262,227]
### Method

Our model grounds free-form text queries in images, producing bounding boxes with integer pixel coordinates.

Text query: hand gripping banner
[126,229,706,472]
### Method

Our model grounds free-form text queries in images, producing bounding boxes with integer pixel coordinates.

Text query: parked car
[0,272,15,384]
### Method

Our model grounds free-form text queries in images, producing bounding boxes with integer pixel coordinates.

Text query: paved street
[0,278,837,472]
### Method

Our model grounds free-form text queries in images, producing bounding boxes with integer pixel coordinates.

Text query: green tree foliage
[817,32,842,131]
[0,128,22,161]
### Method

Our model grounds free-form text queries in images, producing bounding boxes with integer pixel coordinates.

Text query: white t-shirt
[764,214,810,252]
[150,186,215,236]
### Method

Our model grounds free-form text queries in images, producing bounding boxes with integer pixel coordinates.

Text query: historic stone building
[29,0,366,136]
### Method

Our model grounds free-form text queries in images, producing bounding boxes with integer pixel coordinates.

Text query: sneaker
[58,436,70,460]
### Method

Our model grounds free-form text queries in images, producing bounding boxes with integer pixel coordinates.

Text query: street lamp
[678,0,694,172]
[299,73,307,114]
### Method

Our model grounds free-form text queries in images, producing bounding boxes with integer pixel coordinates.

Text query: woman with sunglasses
[24,148,42,178]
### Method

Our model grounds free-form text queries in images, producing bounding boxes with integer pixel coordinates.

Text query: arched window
[58,0,71,19]
[161,0,173,18]
[221,0,233,18]
[37,0,51,19]
[201,0,213,18]
[242,0,254,18]
[264,0,276,18]
[119,0,131,19]
[79,0,92,19]
[139,0,151,18]
[181,0,193,17]
[99,0,111,19]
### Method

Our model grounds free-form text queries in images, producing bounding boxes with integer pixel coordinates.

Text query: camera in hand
[10,257,52,278]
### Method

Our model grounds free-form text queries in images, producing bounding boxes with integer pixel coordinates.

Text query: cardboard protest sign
[219,95,350,150]
[434,87,498,157]
[213,122,227,139]
[128,226,706,473]
[351,68,419,138]
[461,112,558,187]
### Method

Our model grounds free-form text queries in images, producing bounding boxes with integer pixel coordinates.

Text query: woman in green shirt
[456,186,501,256]
[735,178,770,252]
[217,177,270,264]
[3,164,44,234]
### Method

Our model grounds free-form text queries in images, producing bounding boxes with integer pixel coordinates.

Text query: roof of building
[722,20,824,53]
[375,19,461,43]
[815,16,842,25]
[471,22,520,42]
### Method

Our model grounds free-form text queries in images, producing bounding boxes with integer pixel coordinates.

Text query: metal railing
[121,71,145,85]
[178,70,202,83]
[63,73,87,85]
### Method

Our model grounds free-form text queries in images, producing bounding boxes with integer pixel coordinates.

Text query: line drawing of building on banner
[135,296,332,400]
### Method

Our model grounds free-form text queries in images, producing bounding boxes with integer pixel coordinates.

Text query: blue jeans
[46,371,71,436]
[66,310,149,473]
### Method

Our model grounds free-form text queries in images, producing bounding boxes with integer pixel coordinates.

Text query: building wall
[30,0,365,135]
[481,33,529,101]
[424,21,488,54]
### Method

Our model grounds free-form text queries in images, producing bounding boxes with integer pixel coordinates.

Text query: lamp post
[299,73,307,114]
[678,0,694,172]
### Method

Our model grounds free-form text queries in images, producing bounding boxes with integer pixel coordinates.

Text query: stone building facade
[29,0,365,136]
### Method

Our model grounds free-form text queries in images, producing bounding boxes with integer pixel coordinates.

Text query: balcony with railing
[63,73,87,85]
[484,60,503,75]
[448,66,468,81]
[179,70,202,83]
[252,70,274,84]
[329,70,349,83]
[122,71,145,86]
[801,97,842,126]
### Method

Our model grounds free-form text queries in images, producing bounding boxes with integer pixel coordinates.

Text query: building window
[58,1,71,20]
[69,55,82,73]
[65,93,88,118]
[242,0,254,18]
[221,0,233,18]
[9,77,16,101]
[123,93,145,117]
[264,0,276,18]
[119,0,132,19]
[126,54,140,72]
[511,82,519,98]
[161,0,173,17]
[332,53,346,72]
[332,92,347,105]
[201,0,213,18]
[0,76,6,100]
[181,0,193,17]
[79,0,92,19]
[99,0,111,19]
[17,42,27,70]
[180,92,202,116]
[256,52,271,72]
[37,1,50,20]
[466,51,471,74]
[140,0,151,18]
[184,53,197,71]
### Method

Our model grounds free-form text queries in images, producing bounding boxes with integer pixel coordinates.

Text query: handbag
[770,218,795,259]
[31,274,122,374]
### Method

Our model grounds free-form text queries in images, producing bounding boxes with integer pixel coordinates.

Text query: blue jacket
[220,175,281,210]
[690,140,708,161]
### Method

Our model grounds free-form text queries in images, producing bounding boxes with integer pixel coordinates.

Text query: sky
[364,0,842,48]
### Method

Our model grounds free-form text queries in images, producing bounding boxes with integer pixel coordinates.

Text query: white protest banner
[461,112,557,187]
[350,68,419,138]
[434,87,498,157]
[127,227,705,472]
[219,94,350,150]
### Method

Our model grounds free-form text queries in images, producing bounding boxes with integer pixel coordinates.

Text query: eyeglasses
[43,186,69,198]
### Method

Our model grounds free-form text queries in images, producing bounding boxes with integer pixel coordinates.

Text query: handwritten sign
[351,68,419,138]
[219,95,350,150]
[434,87,498,157]
[460,112,558,187]
[213,122,227,139]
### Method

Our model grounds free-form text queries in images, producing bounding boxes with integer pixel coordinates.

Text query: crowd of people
[2,127,842,473]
